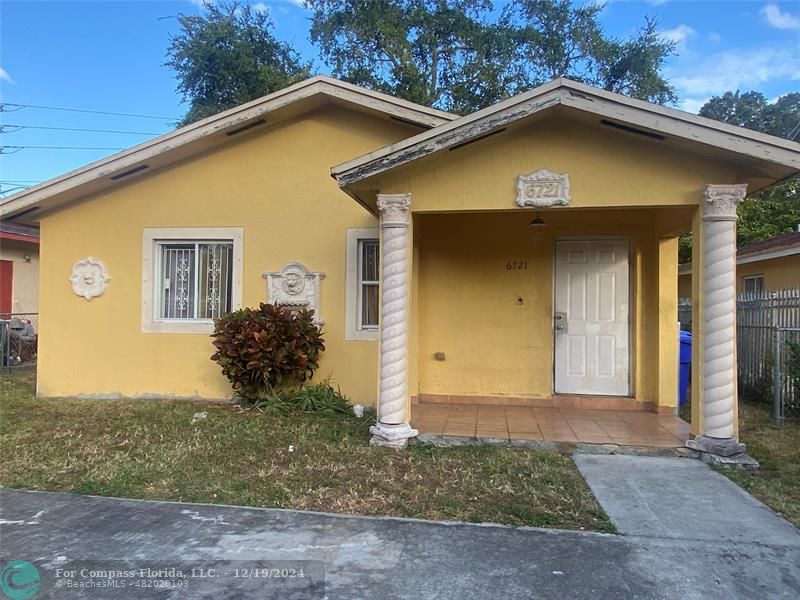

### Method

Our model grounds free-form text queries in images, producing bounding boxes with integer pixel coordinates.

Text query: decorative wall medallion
[263,262,325,324]
[516,169,571,208]
[69,257,111,300]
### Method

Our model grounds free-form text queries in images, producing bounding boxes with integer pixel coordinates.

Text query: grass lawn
[0,370,613,532]
[723,401,800,528]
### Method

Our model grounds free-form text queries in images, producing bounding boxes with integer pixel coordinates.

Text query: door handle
[554,312,567,333]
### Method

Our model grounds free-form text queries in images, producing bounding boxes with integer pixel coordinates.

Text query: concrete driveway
[1,487,799,599]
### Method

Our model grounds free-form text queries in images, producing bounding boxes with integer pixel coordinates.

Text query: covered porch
[411,401,690,447]
[332,78,800,461]
[404,205,692,448]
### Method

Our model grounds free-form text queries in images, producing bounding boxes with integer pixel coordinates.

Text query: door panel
[554,240,630,395]
[0,260,12,316]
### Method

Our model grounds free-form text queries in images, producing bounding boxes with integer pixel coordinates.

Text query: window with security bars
[358,239,379,329]
[158,241,234,320]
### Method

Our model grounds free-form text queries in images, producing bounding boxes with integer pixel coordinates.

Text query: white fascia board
[736,246,800,265]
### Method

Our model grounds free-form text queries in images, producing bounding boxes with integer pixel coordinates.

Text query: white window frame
[743,274,765,296]
[142,227,243,334]
[345,228,379,341]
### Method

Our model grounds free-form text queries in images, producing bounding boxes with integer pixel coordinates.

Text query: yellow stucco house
[2,76,799,460]
[679,230,800,297]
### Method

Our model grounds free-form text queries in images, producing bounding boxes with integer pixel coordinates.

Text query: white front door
[554,240,630,396]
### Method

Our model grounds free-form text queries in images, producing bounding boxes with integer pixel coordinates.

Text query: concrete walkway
[574,454,800,545]
[2,488,799,599]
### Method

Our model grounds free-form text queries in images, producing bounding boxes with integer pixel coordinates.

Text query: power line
[1,145,124,154]
[0,102,176,121]
[0,124,165,136]
[0,184,31,195]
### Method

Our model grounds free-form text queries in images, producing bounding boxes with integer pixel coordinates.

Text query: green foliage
[307,0,676,114]
[211,303,325,399]
[678,233,692,265]
[679,91,800,263]
[307,0,514,114]
[505,1,676,105]
[249,380,356,416]
[737,181,800,247]
[699,90,800,139]
[167,2,311,125]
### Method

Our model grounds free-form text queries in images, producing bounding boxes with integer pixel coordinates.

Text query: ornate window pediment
[263,262,325,324]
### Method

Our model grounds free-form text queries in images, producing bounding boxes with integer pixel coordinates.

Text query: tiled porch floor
[412,402,691,447]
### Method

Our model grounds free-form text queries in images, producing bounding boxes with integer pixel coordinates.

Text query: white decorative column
[687,184,755,465]
[370,193,418,448]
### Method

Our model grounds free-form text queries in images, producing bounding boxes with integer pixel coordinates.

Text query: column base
[370,422,418,449]
[686,436,759,470]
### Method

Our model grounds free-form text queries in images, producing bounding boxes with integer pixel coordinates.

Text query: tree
[699,90,800,140]
[306,0,676,114]
[307,0,517,114]
[737,182,800,247]
[678,91,800,263]
[167,2,311,125]
[505,1,675,105]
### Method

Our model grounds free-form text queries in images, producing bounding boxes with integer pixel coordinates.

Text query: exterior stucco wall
[37,105,418,403]
[357,113,740,211]
[413,208,680,406]
[736,254,800,292]
[0,241,39,315]
[678,273,692,299]
[678,253,800,298]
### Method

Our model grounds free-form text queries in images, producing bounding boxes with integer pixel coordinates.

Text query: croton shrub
[211,303,325,401]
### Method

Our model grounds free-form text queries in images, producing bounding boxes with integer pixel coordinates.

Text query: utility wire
[1,145,124,154]
[0,124,164,136]
[0,102,175,121]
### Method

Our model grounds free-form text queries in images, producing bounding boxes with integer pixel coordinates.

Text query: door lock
[554,312,567,333]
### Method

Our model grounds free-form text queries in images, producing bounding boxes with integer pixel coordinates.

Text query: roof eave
[0,76,456,222]
[332,78,800,189]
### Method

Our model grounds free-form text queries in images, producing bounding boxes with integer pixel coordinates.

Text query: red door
[0,260,12,317]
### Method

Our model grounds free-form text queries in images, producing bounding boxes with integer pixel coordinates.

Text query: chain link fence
[0,313,38,368]
[678,287,800,424]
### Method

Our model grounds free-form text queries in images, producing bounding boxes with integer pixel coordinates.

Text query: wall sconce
[22,255,32,263]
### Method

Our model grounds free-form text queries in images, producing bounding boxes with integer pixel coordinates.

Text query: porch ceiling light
[529,213,547,229]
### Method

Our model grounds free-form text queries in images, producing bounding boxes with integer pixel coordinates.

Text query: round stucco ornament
[69,257,111,300]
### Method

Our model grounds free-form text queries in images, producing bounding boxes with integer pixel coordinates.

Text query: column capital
[702,184,747,222]
[377,193,411,228]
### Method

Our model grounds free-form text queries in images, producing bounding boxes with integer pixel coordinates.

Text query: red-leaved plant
[211,303,325,401]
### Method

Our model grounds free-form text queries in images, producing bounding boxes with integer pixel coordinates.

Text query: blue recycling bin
[678,330,692,406]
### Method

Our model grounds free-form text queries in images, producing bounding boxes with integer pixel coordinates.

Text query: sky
[0,0,799,195]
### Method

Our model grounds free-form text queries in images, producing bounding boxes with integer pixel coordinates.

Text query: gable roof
[0,76,455,223]
[738,230,800,261]
[332,77,800,189]
[0,222,39,244]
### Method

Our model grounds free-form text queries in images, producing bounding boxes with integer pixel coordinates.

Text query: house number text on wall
[524,181,560,199]
[515,169,571,208]
[506,260,528,270]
